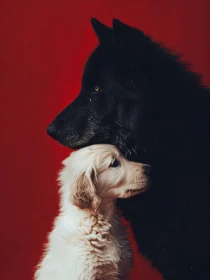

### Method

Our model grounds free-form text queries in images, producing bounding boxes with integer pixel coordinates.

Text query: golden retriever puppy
[35,144,151,280]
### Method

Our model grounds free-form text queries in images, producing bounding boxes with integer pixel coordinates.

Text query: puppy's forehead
[85,144,120,157]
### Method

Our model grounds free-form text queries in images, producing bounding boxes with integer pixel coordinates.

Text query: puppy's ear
[71,167,101,212]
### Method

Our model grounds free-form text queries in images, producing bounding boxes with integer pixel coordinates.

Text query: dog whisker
[143,148,147,155]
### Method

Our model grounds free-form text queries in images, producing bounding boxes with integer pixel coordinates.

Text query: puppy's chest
[66,214,121,262]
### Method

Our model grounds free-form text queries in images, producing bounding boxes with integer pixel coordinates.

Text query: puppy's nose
[47,123,57,139]
[144,165,152,176]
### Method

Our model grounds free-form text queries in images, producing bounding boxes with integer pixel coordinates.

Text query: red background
[1,0,210,279]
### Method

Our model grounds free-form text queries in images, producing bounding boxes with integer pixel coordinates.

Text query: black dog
[47,19,210,280]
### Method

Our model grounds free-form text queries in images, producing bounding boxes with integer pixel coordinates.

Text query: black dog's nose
[47,123,57,139]
[144,165,152,176]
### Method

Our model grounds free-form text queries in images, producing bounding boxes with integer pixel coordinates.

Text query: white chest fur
[35,208,132,280]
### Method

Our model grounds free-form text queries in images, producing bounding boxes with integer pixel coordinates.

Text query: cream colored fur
[35,144,150,280]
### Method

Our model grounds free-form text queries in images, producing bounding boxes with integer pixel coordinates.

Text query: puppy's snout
[143,165,152,176]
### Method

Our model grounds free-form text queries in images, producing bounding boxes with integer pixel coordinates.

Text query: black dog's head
[47,19,200,165]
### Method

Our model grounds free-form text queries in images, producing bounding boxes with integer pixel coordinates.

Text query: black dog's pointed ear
[91,18,112,44]
[113,18,131,36]
[112,18,145,47]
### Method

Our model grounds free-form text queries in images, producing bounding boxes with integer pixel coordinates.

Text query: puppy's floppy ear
[71,167,101,212]
[91,18,112,45]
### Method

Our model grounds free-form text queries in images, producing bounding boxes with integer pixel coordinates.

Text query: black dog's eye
[110,159,121,168]
[91,85,101,95]
[94,85,100,92]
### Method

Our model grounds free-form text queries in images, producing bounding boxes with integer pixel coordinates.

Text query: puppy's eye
[110,159,120,168]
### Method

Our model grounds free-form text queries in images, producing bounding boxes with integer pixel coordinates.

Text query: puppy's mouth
[126,185,150,197]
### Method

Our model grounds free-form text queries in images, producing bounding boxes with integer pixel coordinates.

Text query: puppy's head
[59,144,151,213]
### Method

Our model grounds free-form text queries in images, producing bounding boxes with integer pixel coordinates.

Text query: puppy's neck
[99,198,117,221]
[62,199,117,231]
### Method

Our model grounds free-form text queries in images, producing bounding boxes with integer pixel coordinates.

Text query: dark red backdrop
[1,0,210,279]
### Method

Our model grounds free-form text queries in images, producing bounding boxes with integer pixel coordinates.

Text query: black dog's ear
[112,18,145,48]
[91,18,112,45]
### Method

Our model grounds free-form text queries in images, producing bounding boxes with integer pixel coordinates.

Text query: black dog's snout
[144,165,152,176]
[47,123,57,139]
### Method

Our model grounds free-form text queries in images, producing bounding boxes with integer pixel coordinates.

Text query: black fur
[47,19,210,280]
